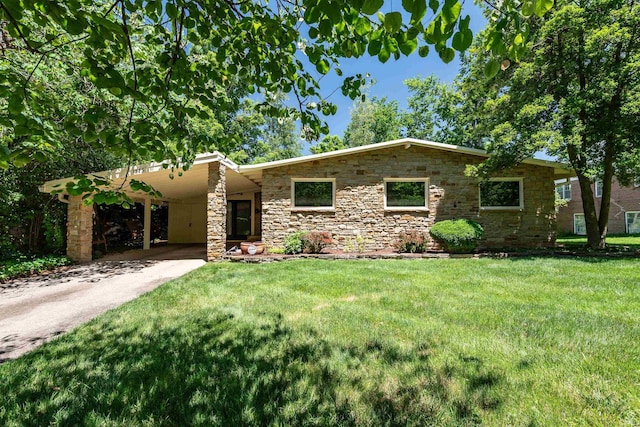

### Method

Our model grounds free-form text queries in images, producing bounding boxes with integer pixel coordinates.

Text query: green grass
[557,233,640,249]
[1,258,639,426]
[0,255,71,282]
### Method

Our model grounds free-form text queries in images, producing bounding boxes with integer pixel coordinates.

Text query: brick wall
[207,162,227,260]
[66,196,93,262]
[557,179,640,234]
[261,145,557,251]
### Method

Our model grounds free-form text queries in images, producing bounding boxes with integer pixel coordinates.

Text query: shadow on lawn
[0,312,504,426]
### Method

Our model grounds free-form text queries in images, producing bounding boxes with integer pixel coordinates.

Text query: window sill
[291,207,336,212]
[480,207,524,211]
[384,207,430,212]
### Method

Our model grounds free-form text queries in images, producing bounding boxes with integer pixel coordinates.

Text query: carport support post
[143,197,151,250]
[66,196,93,262]
[207,161,227,260]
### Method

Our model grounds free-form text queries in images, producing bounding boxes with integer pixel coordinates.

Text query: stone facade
[261,145,557,251]
[66,196,93,262]
[557,178,640,234]
[207,161,227,260]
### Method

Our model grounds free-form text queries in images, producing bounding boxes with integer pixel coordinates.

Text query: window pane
[294,181,333,207]
[480,181,521,207]
[627,212,640,234]
[386,181,426,207]
[574,214,586,235]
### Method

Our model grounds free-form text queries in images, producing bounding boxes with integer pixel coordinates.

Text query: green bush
[284,231,305,255]
[429,219,484,254]
[0,255,71,282]
[395,230,429,253]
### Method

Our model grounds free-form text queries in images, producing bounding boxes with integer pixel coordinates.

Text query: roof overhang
[39,152,260,201]
[238,138,575,184]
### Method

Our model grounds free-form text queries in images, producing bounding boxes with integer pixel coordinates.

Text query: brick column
[66,196,93,262]
[207,161,227,260]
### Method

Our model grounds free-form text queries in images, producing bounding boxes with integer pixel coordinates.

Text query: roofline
[238,138,573,174]
[40,151,238,193]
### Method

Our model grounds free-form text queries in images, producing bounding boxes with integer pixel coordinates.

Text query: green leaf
[514,33,524,46]
[166,3,178,19]
[355,17,371,36]
[399,38,418,55]
[8,95,24,114]
[378,47,390,63]
[315,59,330,74]
[410,0,427,24]
[451,28,472,51]
[368,39,382,55]
[438,47,455,63]
[522,1,535,17]
[402,0,415,13]
[362,0,383,15]
[484,60,501,78]
[418,45,430,57]
[384,12,403,34]
[429,0,440,13]
[441,0,461,25]
[534,0,554,17]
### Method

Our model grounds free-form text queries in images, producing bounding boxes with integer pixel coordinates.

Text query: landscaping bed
[0,255,71,283]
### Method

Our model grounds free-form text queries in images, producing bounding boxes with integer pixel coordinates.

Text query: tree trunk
[575,173,603,249]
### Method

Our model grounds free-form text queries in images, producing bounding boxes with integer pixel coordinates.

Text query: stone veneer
[261,145,557,251]
[66,196,93,262]
[207,161,227,260]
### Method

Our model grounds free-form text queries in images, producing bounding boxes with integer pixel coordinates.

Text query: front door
[227,200,252,240]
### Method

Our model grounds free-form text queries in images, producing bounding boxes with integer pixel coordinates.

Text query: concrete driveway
[0,244,206,363]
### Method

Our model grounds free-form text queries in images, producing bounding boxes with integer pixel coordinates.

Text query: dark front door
[227,200,252,240]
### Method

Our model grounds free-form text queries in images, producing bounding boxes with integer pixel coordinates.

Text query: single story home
[41,138,574,261]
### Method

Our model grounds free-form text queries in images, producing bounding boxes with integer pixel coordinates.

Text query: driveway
[0,244,206,363]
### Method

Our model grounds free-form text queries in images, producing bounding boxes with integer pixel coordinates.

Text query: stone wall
[207,162,227,260]
[261,145,557,251]
[557,178,640,234]
[66,196,93,262]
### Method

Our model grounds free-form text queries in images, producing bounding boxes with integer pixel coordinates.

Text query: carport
[40,153,261,262]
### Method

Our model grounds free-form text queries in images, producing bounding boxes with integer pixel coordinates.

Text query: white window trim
[383,178,430,211]
[574,213,586,235]
[479,177,524,211]
[291,178,336,211]
[626,211,640,234]
[556,183,571,201]
[595,181,603,198]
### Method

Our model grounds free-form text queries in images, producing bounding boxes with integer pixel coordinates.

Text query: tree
[343,96,404,147]
[464,0,640,249]
[404,75,467,146]
[0,0,550,179]
[310,135,347,154]
[226,96,302,165]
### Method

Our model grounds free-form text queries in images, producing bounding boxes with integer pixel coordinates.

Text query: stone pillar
[66,196,93,262]
[207,161,227,260]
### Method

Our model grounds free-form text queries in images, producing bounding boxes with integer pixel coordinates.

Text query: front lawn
[1,258,638,426]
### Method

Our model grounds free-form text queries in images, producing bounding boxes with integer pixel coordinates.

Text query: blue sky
[310,3,487,139]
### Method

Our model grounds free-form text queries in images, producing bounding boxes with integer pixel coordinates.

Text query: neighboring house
[556,178,640,235]
[41,138,573,261]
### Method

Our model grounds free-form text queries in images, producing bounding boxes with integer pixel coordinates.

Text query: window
[479,178,524,210]
[595,181,603,198]
[626,212,640,234]
[291,179,335,209]
[574,213,586,235]
[556,183,571,200]
[384,178,429,210]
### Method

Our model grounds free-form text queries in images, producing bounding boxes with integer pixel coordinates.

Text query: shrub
[395,230,429,253]
[302,231,332,254]
[0,255,71,282]
[284,231,305,255]
[268,247,285,254]
[429,219,484,254]
[344,234,368,253]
